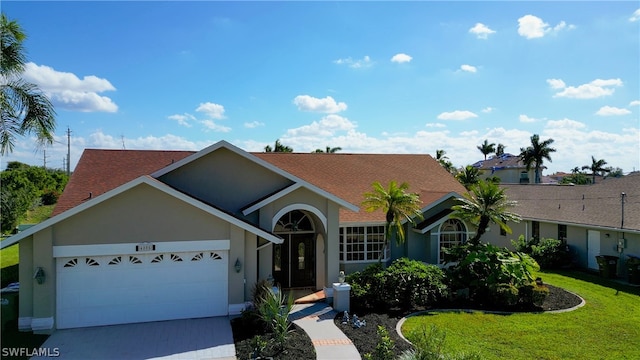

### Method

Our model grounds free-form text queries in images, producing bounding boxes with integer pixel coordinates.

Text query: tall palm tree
[496,143,505,156]
[362,181,423,258]
[477,139,496,160]
[314,146,342,153]
[582,156,609,184]
[455,165,483,190]
[435,149,456,175]
[264,139,293,152]
[519,134,556,184]
[1,13,56,155]
[452,179,521,245]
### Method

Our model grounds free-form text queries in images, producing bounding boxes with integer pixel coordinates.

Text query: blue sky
[2,1,639,174]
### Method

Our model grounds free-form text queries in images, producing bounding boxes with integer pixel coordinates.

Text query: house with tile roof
[472,153,537,184]
[480,173,640,276]
[2,140,468,332]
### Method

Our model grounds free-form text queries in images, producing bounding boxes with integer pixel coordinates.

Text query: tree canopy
[519,134,556,184]
[264,139,293,152]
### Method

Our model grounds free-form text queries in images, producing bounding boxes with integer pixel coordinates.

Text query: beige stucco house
[472,153,537,184]
[2,141,466,333]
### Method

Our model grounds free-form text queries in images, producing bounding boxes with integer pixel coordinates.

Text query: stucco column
[32,228,55,334]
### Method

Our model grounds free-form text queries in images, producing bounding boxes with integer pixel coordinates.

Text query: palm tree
[435,149,456,174]
[264,139,293,152]
[362,181,423,259]
[1,13,56,155]
[477,139,496,160]
[314,146,342,153]
[452,179,521,245]
[455,165,483,189]
[496,143,505,156]
[582,156,609,184]
[519,134,556,184]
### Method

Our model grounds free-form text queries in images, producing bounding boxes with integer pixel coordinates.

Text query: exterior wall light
[234,258,242,273]
[34,267,45,284]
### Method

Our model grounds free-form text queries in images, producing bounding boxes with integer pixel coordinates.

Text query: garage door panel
[57,249,228,329]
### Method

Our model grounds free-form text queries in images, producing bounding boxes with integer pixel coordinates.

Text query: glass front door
[272,210,316,288]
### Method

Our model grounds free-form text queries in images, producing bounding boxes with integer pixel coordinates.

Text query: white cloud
[426,123,446,128]
[244,121,265,129]
[293,95,347,113]
[545,118,587,130]
[460,64,477,73]
[201,120,231,132]
[333,56,372,69]
[391,53,412,63]
[546,79,566,89]
[196,102,226,119]
[630,100,640,107]
[630,9,640,22]
[437,110,478,121]
[23,62,117,112]
[519,114,538,123]
[168,113,195,127]
[595,106,632,116]
[518,15,574,39]
[468,23,496,39]
[549,78,623,99]
[481,107,494,113]
[286,114,356,137]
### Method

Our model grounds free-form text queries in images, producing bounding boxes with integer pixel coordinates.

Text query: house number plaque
[136,242,156,252]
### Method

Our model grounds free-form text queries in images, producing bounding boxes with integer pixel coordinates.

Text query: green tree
[264,139,293,152]
[451,179,521,245]
[605,166,624,178]
[435,149,456,174]
[582,156,609,184]
[477,139,495,160]
[362,181,423,258]
[1,13,56,155]
[496,143,506,156]
[519,134,556,184]
[455,165,483,189]
[314,146,342,153]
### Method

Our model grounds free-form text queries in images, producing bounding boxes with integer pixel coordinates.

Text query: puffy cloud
[23,62,117,112]
[630,100,640,106]
[293,95,347,113]
[519,114,538,123]
[286,114,356,137]
[468,23,496,39]
[437,110,478,121]
[391,53,412,63]
[168,113,195,127]
[595,106,631,116]
[548,78,623,99]
[630,9,640,22]
[201,120,231,132]
[481,107,494,113]
[196,102,226,119]
[425,123,446,128]
[333,56,372,69]
[460,64,477,73]
[518,15,574,39]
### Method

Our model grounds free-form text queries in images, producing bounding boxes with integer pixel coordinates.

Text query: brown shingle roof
[472,153,527,170]
[502,173,640,232]
[52,149,194,216]
[54,148,466,224]
[253,152,466,223]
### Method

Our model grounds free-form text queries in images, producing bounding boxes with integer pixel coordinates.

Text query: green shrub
[346,263,385,310]
[41,189,61,205]
[364,326,395,360]
[251,278,273,309]
[444,243,539,305]
[519,284,550,307]
[512,235,570,269]
[257,286,294,350]
[380,258,449,310]
[489,283,519,307]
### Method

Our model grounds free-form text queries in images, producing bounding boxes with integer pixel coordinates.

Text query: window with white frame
[339,225,387,262]
[439,219,467,263]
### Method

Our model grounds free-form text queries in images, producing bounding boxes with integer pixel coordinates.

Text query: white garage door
[56,250,228,329]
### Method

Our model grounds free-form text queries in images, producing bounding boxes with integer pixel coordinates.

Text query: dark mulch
[231,315,315,360]
[332,284,582,358]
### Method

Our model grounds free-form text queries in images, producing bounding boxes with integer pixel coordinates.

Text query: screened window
[339,225,387,262]
[439,219,467,263]
[558,224,567,242]
[532,221,540,240]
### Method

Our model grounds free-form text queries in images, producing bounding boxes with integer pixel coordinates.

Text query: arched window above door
[274,210,315,234]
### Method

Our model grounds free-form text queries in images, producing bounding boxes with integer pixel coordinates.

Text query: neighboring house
[482,173,640,275]
[472,153,537,184]
[1,141,466,333]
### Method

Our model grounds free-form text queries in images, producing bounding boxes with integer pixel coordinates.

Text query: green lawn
[401,271,640,360]
[1,205,54,269]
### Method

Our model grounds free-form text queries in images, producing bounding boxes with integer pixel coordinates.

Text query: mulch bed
[231,316,315,360]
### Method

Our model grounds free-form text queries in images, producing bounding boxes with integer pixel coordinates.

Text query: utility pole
[66,127,72,176]
[621,192,626,229]
[43,149,47,169]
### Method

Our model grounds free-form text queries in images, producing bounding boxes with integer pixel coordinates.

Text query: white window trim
[435,219,470,264]
[339,223,389,263]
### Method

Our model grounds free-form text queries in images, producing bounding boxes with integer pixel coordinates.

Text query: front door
[272,210,316,288]
[587,230,600,270]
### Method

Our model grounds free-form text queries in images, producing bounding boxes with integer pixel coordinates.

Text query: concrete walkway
[290,303,361,360]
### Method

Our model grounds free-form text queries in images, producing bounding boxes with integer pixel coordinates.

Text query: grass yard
[0,205,54,269]
[401,270,640,360]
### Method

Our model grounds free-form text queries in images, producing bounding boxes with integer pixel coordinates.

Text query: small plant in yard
[364,325,395,360]
[257,286,294,350]
[250,335,268,359]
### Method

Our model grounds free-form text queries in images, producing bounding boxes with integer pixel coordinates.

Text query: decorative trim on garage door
[53,239,230,258]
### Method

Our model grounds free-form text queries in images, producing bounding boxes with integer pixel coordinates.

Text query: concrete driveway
[32,317,236,360]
